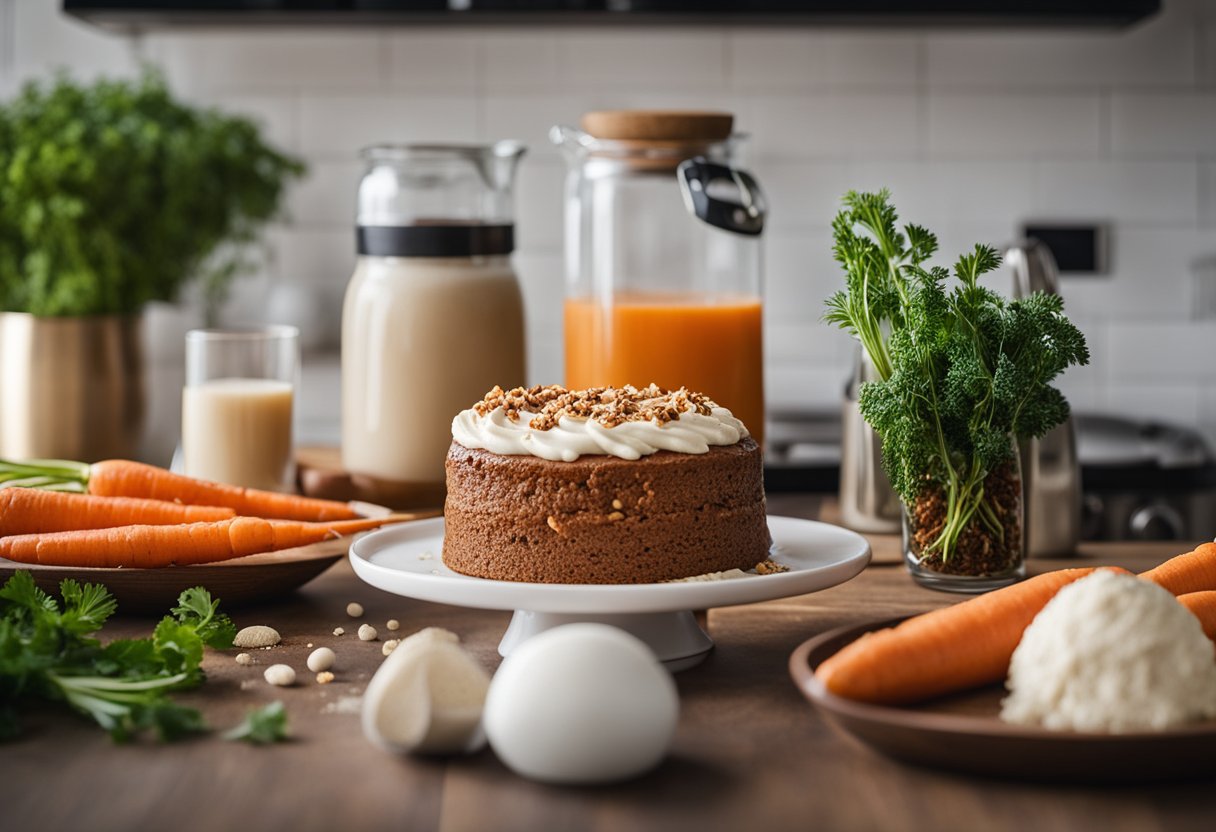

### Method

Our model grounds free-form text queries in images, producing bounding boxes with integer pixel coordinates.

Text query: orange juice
[565,293,765,446]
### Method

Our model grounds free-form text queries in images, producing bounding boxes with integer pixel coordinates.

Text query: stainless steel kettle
[1006,239,1082,557]
[839,347,902,534]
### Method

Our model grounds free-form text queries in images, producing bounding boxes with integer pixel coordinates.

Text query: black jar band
[357,224,515,257]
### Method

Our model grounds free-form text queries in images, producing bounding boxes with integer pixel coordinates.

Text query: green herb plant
[0,572,236,741]
[0,71,304,319]
[824,190,1089,563]
[224,700,289,745]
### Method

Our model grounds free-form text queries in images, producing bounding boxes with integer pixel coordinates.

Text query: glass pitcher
[552,111,768,445]
[341,143,527,501]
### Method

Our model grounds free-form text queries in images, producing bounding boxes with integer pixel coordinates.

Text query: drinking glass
[181,325,299,492]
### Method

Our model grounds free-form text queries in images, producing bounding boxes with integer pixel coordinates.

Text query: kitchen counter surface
[2,496,1212,832]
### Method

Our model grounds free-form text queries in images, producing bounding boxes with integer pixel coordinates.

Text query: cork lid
[579,110,734,143]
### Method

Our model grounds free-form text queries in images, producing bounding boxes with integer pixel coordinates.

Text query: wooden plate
[789,617,1216,784]
[0,508,439,615]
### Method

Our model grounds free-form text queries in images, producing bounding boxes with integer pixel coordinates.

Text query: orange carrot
[1139,543,1216,596]
[0,458,359,521]
[85,460,359,522]
[816,567,1127,705]
[1178,591,1216,642]
[0,488,235,536]
[0,516,403,569]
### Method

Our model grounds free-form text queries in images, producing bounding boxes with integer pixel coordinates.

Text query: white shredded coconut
[1002,570,1216,733]
[323,695,364,715]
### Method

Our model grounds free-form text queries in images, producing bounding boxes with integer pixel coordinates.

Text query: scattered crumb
[418,551,434,561]
[316,671,335,685]
[263,664,296,686]
[233,625,280,649]
[430,569,440,575]
[358,624,378,642]
[382,639,400,656]
[235,652,252,666]
[240,679,258,691]
[755,559,790,575]
[346,602,364,618]
[386,619,400,631]
[306,643,313,649]
[333,627,345,636]
[667,568,751,583]
[307,647,336,672]
[323,695,363,715]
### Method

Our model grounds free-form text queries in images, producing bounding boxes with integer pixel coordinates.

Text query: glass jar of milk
[342,144,527,501]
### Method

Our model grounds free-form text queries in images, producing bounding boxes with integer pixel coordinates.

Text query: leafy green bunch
[0,572,235,741]
[0,70,305,317]
[825,190,1089,559]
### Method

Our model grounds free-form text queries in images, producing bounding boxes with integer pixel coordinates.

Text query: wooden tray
[296,447,445,510]
[0,509,439,615]
[790,617,1216,784]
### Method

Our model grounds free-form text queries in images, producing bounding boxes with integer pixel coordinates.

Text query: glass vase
[902,445,1026,593]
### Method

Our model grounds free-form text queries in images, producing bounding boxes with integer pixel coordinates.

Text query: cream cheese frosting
[451,385,749,462]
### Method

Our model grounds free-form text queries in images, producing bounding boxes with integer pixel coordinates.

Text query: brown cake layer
[442,437,771,584]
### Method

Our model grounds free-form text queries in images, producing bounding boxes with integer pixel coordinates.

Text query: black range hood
[64,1,1161,32]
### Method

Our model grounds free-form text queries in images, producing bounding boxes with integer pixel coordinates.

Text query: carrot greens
[824,189,1089,562]
[224,700,289,745]
[0,573,234,741]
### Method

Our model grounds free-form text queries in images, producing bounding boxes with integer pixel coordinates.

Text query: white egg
[483,624,679,784]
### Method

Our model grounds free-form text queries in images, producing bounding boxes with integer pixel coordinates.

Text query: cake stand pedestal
[500,610,713,671]
[348,516,870,673]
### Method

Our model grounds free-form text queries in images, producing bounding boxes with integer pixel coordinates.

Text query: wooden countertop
[2,496,1211,832]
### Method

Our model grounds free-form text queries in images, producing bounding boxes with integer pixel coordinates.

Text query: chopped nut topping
[607,511,625,521]
[611,499,623,510]
[471,383,717,431]
[546,515,560,532]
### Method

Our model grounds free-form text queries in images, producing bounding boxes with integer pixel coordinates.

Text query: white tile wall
[925,7,1195,88]
[1030,161,1200,226]
[729,32,919,89]
[1109,92,1216,156]
[5,0,1216,446]
[926,93,1103,157]
[299,93,479,155]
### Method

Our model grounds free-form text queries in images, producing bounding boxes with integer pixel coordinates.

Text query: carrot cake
[442,384,771,584]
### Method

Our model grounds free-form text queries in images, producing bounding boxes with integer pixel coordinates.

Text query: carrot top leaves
[824,190,1089,562]
[0,573,233,741]
[224,700,289,745]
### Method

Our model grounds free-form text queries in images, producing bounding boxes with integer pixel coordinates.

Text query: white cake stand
[349,515,871,672]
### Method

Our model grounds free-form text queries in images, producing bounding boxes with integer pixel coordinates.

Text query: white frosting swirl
[451,404,748,462]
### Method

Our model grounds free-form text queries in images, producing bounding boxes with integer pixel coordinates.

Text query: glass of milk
[181,326,299,491]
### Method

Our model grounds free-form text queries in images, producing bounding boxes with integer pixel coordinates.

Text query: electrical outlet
[1020,223,1108,275]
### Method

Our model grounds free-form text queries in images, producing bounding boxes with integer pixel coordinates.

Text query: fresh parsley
[0,71,304,319]
[825,190,1089,561]
[223,700,289,745]
[0,572,235,742]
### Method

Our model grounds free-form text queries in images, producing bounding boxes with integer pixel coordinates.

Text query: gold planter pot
[0,313,145,462]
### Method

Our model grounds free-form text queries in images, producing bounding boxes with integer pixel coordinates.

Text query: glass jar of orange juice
[551,111,768,445]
